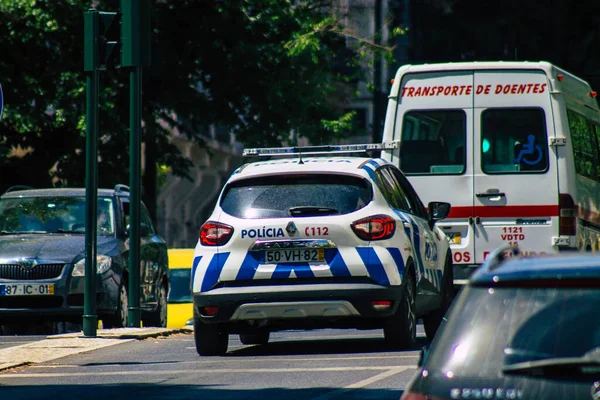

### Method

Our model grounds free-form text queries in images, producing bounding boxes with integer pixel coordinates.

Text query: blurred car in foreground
[401,245,600,400]
[166,249,194,328]
[0,185,169,331]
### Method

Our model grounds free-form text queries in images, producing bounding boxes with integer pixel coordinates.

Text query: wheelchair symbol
[513,134,543,165]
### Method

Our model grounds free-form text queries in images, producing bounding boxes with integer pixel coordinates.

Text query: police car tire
[422,254,454,341]
[239,330,270,345]
[383,267,416,350]
[194,319,228,356]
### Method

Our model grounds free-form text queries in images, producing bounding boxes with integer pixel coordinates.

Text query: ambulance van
[381,61,600,285]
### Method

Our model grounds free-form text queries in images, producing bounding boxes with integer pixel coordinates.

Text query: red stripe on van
[447,205,559,219]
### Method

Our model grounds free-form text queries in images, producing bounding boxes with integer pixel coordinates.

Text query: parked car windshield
[220,174,373,219]
[0,196,115,236]
[425,285,600,376]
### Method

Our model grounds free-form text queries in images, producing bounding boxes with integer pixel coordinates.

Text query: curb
[0,326,192,373]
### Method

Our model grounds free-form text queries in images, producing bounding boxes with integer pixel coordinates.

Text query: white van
[381,61,600,285]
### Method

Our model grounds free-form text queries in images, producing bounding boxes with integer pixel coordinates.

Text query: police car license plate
[0,283,54,296]
[265,249,324,263]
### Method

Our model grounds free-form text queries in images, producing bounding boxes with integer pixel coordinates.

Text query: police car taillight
[200,222,234,246]
[351,215,395,241]
[371,300,392,310]
[559,193,577,236]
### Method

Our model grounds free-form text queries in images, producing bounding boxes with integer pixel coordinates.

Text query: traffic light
[84,9,122,71]
[98,12,122,69]
[121,0,151,68]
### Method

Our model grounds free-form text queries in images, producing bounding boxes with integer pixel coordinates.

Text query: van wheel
[103,283,129,328]
[384,267,416,350]
[240,330,270,345]
[194,318,228,356]
[143,284,168,327]
[423,254,454,341]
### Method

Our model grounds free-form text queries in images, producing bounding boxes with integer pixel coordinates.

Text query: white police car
[192,142,454,356]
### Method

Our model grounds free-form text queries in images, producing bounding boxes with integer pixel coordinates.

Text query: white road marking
[310,367,409,400]
[0,365,416,378]
[181,354,419,362]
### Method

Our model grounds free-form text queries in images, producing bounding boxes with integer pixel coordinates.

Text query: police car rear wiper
[288,206,339,216]
[502,348,600,377]
[48,229,84,234]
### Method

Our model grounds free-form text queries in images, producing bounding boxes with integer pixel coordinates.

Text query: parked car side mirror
[427,201,451,228]
[418,345,430,368]
[126,222,152,237]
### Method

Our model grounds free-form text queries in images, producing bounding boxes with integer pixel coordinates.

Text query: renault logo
[286,221,298,236]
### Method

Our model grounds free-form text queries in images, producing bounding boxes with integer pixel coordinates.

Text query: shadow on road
[227,335,429,357]
[0,384,405,400]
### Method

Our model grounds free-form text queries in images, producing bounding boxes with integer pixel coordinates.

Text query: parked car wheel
[422,253,454,341]
[194,318,228,356]
[239,330,270,345]
[103,283,129,328]
[143,283,168,327]
[383,267,416,350]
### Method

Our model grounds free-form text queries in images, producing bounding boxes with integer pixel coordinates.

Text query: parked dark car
[401,245,600,400]
[0,185,169,331]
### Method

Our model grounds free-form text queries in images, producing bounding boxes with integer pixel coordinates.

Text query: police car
[191,142,454,356]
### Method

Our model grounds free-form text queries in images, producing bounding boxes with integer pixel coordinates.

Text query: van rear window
[399,110,466,175]
[481,108,548,174]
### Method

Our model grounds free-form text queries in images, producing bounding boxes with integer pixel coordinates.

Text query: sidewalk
[0,326,192,372]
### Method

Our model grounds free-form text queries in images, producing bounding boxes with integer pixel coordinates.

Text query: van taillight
[351,215,395,241]
[559,193,577,236]
[199,221,234,246]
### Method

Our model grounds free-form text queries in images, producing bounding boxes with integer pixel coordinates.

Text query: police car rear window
[220,174,372,219]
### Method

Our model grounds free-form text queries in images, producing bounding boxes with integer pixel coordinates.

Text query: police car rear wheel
[239,330,270,345]
[383,267,416,350]
[423,254,454,341]
[194,319,228,356]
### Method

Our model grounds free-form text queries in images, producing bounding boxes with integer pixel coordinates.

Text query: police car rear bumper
[193,282,404,323]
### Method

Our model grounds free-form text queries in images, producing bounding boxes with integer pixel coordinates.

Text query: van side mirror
[427,201,451,227]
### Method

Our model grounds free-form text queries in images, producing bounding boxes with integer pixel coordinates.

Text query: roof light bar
[242,141,399,157]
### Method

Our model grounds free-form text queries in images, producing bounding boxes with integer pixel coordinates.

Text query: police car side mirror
[428,201,451,227]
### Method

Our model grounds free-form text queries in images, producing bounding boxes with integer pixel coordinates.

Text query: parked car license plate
[265,248,324,263]
[0,283,54,296]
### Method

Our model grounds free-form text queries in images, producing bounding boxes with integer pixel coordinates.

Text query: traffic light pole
[121,0,151,327]
[83,9,100,337]
[83,1,150,333]
[128,66,142,327]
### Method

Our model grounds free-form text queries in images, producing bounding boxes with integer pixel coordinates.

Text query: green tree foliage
[0,0,373,204]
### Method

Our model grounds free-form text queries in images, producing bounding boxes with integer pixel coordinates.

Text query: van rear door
[388,71,476,270]
[472,70,559,263]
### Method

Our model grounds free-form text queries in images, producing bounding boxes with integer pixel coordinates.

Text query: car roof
[228,157,391,182]
[1,186,130,199]
[470,252,600,285]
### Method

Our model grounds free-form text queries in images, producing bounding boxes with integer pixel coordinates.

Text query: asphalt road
[0,334,45,350]
[0,326,427,400]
